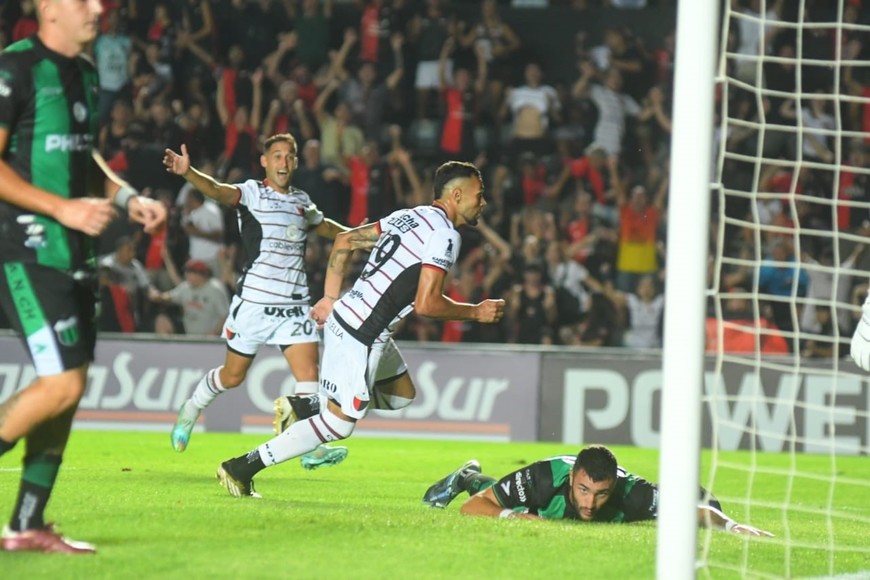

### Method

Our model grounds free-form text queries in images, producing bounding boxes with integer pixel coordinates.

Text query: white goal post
[655,0,719,577]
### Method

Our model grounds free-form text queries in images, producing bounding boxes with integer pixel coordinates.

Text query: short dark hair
[574,445,618,482]
[263,133,297,154]
[432,161,482,201]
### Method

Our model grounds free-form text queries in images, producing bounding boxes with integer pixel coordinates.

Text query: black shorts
[0,262,98,376]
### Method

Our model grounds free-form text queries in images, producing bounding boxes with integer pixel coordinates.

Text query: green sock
[463,473,497,495]
[10,453,61,531]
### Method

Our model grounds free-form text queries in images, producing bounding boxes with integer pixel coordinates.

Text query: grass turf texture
[1,432,868,579]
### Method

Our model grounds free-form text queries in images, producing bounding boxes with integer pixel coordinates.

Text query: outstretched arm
[93,150,166,234]
[163,144,241,206]
[697,505,773,537]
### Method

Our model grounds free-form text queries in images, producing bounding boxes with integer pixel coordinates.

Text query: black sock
[0,436,16,457]
[228,450,266,481]
[463,473,497,495]
[9,454,62,531]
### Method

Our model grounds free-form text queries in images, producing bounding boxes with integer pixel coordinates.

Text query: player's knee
[219,368,245,388]
[37,373,86,413]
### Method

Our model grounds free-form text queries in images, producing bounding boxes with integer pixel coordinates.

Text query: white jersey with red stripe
[332,203,460,346]
[233,179,323,306]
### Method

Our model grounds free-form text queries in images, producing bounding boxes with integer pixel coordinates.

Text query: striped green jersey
[491,455,660,522]
[0,35,101,271]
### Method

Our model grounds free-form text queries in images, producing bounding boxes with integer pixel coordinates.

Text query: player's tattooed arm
[344,222,380,251]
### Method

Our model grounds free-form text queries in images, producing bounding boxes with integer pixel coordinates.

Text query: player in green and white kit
[0,0,164,555]
[423,446,772,536]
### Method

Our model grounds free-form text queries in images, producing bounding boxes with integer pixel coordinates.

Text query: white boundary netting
[702,0,870,577]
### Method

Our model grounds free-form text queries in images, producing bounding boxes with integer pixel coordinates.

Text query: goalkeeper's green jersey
[489,455,661,522]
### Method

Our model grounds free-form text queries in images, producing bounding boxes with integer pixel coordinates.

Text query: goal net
[701,0,870,577]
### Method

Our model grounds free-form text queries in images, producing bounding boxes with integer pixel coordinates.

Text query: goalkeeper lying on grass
[422,445,772,537]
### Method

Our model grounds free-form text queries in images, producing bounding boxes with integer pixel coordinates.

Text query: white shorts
[319,315,407,420]
[415,60,451,90]
[222,296,318,356]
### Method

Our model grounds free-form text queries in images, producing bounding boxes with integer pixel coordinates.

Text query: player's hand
[55,198,117,237]
[475,299,505,324]
[728,523,774,537]
[310,297,336,330]
[163,144,191,176]
[128,195,167,234]
[850,301,870,370]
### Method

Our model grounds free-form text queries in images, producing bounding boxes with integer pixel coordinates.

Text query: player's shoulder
[288,185,313,203]
[76,51,97,72]
[0,37,38,71]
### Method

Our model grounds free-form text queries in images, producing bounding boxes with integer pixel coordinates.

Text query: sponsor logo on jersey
[514,472,527,502]
[429,256,452,269]
[45,133,93,153]
[500,481,511,495]
[37,86,63,97]
[387,214,419,233]
[16,215,46,248]
[73,102,87,122]
[263,306,304,318]
[268,240,303,252]
[53,316,79,347]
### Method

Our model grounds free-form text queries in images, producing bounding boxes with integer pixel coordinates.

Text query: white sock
[295,381,318,395]
[257,411,355,466]
[187,367,226,413]
[371,387,413,411]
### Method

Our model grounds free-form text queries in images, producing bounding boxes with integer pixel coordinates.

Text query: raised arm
[572,61,597,99]
[313,217,352,240]
[163,144,241,206]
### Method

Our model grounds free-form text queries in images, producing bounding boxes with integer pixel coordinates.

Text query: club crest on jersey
[53,316,79,347]
[285,224,304,241]
[352,396,369,412]
[225,328,236,340]
[73,102,87,122]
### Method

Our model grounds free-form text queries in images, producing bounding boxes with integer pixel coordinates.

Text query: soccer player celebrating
[422,445,773,536]
[0,0,166,554]
[215,161,505,497]
[163,134,351,470]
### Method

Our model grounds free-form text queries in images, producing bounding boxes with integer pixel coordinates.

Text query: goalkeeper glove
[850,290,870,371]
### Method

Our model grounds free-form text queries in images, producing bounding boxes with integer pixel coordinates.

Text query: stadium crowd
[0,0,867,354]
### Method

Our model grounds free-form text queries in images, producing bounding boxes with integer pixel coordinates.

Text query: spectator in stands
[731,0,784,85]
[757,239,809,344]
[99,99,132,160]
[544,241,589,327]
[11,0,37,43]
[588,273,664,348]
[176,0,215,79]
[500,62,561,162]
[295,0,333,73]
[572,62,642,158]
[181,189,224,275]
[149,259,229,336]
[614,170,667,293]
[314,77,365,174]
[705,287,788,354]
[507,264,558,344]
[97,266,136,334]
[99,236,154,331]
[338,35,406,142]
[94,8,133,122]
[216,69,263,182]
[294,139,349,223]
[262,81,316,144]
[461,0,521,118]
[347,140,394,226]
[590,27,648,102]
[409,0,454,120]
[437,37,486,163]
[782,91,836,163]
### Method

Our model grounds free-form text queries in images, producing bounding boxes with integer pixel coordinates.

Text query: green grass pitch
[1,432,868,579]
